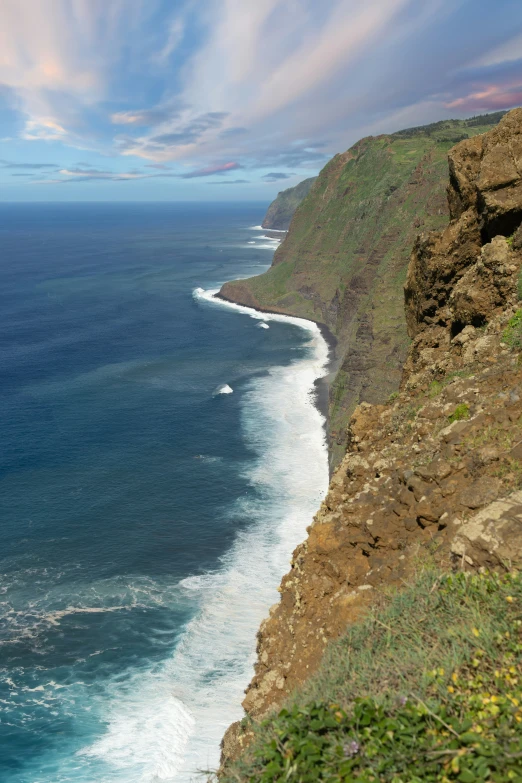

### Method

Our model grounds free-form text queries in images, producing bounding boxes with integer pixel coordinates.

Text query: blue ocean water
[0,203,328,782]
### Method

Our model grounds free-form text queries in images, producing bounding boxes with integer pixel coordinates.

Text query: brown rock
[415,459,452,483]
[451,490,522,568]
[458,477,502,509]
[510,441,522,461]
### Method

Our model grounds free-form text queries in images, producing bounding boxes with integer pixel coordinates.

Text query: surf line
[193,286,334,424]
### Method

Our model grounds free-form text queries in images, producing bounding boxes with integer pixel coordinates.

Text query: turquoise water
[0,203,328,782]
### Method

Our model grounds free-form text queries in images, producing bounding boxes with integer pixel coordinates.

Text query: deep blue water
[0,203,328,782]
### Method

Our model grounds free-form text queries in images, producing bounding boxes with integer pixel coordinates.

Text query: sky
[1,0,522,202]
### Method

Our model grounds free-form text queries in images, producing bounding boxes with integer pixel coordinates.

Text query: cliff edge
[221,112,506,469]
[220,108,522,772]
[261,177,317,230]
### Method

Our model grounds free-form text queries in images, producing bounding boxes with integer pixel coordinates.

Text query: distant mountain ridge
[261,177,317,230]
[221,111,507,468]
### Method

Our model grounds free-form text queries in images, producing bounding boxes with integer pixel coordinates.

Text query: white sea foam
[258,323,269,330]
[214,384,233,395]
[78,288,329,782]
[250,243,281,249]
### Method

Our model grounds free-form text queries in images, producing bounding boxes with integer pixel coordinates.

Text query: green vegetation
[262,177,317,230]
[448,403,470,422]
[224,112,504,468]
[428,370,475,399]
[502,311,522,350]
[221,570,522,783]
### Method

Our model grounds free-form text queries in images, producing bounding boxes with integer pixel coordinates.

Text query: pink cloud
[446,83,522,111]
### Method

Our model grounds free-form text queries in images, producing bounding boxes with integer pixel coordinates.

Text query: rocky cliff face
[261,177,317,230]
[221,108,522,768]
[221,113,506,469]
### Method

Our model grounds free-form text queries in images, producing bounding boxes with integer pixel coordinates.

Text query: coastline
[215,290,337,427]
[187,284,330,778]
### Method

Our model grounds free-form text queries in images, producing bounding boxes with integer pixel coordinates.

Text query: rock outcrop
[220,108,522,768]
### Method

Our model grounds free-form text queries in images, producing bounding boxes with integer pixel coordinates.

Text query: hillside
[221,112,507,468]
[218,108,522,778]
[261,177,317,230]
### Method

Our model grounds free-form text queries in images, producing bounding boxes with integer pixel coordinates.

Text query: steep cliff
[221,112,506,469]
[261,177,317,230]
[220,108,522,774]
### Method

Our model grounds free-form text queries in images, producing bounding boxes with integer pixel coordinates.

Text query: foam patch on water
[246,243,279,249]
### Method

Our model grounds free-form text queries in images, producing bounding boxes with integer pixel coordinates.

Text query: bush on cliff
[222,570,522,782]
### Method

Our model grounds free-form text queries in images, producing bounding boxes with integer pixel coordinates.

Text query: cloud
[0,159,59,169]
[209,179,249,185]
[179,161,242,178]
[150,112,229,146]
[22,118,68,141]
[262,172,294,182]
[446,83,522,112]
[472,32,522,68]
[111,106,184,127]
[58,167,149,181]
[145,163,172,170]
[151,18,185,65]
[219,127,249,138]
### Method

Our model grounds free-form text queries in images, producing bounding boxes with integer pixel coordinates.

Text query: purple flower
[343,740,360,758]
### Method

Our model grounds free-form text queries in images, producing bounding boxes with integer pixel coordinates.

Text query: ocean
[0,202,329,782]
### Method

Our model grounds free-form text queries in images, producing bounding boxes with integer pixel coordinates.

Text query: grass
[219,570,522,783]
[427,370,475,399]
[448,403,470,423]
[463,424,515,453]
[502,311,522,351]
[493,458,522,490]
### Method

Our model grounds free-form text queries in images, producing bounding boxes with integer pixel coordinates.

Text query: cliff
[261,177,317,230]
[221,112,507,469]
[220,108,522,775]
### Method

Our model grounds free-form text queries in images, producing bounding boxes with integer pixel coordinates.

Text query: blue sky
[1,0,522,201]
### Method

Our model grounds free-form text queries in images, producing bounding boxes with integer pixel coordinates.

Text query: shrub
[448,403,470,422]
[502,311,522,350]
